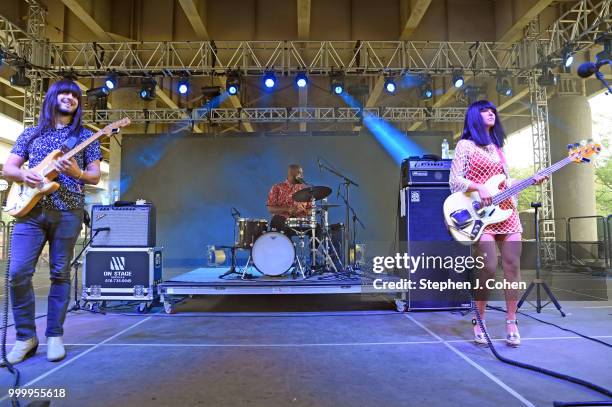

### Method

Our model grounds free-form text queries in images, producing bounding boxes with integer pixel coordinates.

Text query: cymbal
[292,186,332,202]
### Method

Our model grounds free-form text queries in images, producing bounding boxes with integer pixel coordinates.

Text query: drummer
[266,164,312,233]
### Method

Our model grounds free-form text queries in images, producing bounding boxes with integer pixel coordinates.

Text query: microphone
[93,227,110,232]
[317,157,323,172]
[295,177,305,184]
[577,60,610,78]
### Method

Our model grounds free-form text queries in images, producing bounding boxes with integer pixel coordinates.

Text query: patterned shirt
[266,180,313,217]
[11,126,103,211]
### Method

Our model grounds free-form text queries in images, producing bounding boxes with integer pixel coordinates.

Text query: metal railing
[567,215,609,273]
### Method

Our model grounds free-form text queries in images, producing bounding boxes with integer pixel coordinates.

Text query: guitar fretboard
[491,156,573,205]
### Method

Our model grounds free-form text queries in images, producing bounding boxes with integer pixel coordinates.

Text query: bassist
[449,100,546,347]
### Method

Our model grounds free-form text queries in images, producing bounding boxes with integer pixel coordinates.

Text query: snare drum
[236,218,268,248]
[286,217,317,231]
[252,232,295,276]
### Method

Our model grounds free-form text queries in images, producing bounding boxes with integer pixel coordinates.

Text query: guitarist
[449,100,546,347]
[2,79,102,364]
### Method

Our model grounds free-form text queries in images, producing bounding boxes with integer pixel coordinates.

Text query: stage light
[295,72,308,88]
[384,78,397,94]
[418,75,433,99]
[86,87,110,110]
[330,72,345,95]
[0,50,4,66]
[10,66,31,87]
[452,69,464,88]
[139,78,157,101]
[226,71,240,95]
[496,73,513,97]
[538,67,558,86]
[263,71,276,89]
[105,74,117,90]
[178,77,190,95]
[561,44,575,69]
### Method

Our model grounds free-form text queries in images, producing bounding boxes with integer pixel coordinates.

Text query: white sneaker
[2,337,39,365]
[47,337,66,362]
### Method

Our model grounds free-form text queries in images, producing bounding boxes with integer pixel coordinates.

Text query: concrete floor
[0,266,611,407]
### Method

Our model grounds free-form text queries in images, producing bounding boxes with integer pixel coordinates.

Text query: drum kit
[232,185,345,278]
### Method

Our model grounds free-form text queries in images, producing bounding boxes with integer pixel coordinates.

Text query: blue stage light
[226,72,240,95]
[295,72,308,88]
[452,70,464,88]
[178,78,190,95]
[564,53,574,68]
[330,72,345,95]
[384,78,397,94]
[263,71,276,89]
[105,74,117,90]
[139,78,156,101]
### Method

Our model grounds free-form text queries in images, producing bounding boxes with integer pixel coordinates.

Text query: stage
[158,267,405,313]
[1,265,611,407]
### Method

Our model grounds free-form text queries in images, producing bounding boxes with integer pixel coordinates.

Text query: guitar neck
[40,129,105,177]
[491,156,573,205]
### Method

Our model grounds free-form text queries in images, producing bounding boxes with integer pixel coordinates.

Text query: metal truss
[42,40,526,77]
[81,107,485,125]
[539,0,611,64]
[21,1,46,128]
[528,73,556,247]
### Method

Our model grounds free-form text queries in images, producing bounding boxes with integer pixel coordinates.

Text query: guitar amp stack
[398,157,470,311]
[83,203,162,311]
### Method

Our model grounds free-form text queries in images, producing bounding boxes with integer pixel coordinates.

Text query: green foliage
[509,167,537,212]
[594,139,611,217]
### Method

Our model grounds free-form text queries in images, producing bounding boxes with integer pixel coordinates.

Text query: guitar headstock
[567,142,602,164]
[101,117,131,136]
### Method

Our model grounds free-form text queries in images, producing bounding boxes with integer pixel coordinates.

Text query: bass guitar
[443,142,601,244]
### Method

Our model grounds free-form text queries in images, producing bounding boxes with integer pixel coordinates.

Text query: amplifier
[398,185,470,310]
[91,204,156,247]
[401,158,452,186]
[82,247,162,302]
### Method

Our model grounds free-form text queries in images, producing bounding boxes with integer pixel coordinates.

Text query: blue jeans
[9,207,83,340]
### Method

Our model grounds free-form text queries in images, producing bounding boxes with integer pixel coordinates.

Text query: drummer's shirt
[266,180,313,218]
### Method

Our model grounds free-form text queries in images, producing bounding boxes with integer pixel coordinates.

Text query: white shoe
[2,337,39,365]
[47,337,66,362]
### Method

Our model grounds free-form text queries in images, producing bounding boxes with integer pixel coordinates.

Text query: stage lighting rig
[452,69,464,88]
[496,72,513,97]
[463,85,485,104]
[330,72,345,95]
[295,72,308,88]
[562,44,575,69]
[178,77,190,95]
[10,65,31,87]
[139,78,157,101]
[538,67,558,87]
[86,86,110,110]
[419,75,433,99]
[263,71,277,89]
[384,77,397,94]
[226,71,240,95]
[105,73,118,90]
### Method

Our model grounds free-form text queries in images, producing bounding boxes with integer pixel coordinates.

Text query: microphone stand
[68,229,105,313]
[337,190,365,271]
[318,160,359,271]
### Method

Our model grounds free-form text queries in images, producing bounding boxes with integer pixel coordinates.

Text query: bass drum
[252,232,295,276]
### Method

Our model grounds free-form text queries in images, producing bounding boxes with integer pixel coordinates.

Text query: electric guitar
[443,142,601,244]
[4,118,131,218]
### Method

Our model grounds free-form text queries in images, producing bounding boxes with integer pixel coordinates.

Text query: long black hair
[31,79,84,141]
[460,100,506,148]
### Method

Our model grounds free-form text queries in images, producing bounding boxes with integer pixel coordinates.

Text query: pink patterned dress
[449,139,522,235]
